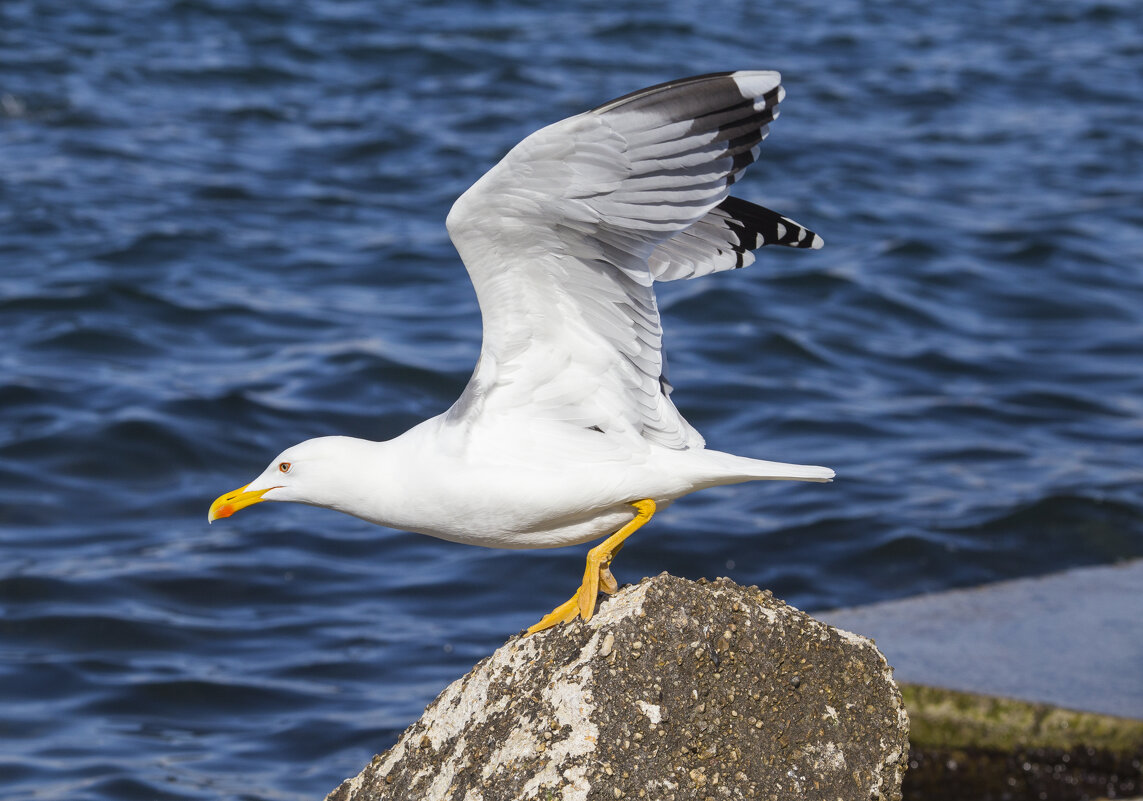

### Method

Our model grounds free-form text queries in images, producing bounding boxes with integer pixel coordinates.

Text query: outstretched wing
[444,71,821,449]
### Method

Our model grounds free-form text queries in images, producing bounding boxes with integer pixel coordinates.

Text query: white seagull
[209,71,833,634]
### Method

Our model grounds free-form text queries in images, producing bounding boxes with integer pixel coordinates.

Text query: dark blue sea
[2,0,1141,798]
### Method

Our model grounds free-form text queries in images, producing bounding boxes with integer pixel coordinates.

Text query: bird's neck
[311,419,447,530]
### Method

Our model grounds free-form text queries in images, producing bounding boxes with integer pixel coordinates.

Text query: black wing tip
[717,196,824,251]
[590,71,782,115]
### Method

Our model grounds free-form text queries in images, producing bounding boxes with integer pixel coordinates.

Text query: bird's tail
[683,448,835,487]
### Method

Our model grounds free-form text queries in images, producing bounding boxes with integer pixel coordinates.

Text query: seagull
[209,71,833,634]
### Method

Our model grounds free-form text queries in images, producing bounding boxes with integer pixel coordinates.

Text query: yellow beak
[208,484,277,523]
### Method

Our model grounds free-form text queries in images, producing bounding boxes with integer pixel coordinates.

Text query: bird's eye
[278,462,291,474]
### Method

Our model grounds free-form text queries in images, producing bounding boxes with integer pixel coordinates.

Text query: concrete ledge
[818,559,1143,719]
[901,684,1143,800]
[818,560,1143,799]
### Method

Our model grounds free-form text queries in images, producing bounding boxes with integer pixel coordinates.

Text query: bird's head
[207,436,363,523]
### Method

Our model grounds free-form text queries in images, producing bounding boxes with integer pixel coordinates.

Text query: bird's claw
[525,499,656,636]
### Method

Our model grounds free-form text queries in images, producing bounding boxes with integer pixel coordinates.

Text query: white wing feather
[444,71,819,450]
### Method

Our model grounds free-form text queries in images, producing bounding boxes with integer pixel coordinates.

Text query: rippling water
[2,0,1141,798]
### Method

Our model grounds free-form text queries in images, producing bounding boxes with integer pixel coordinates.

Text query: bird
[208,71,833,635]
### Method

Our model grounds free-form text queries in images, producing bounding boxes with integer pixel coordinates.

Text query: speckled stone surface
[325,573,908,801]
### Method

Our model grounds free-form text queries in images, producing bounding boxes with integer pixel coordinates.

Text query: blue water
[2,0,1141,798]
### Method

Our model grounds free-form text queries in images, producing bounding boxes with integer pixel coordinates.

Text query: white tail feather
[691,449,835,485]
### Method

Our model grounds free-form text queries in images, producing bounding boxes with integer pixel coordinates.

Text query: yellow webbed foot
[525,499,657,636]
[526,595,581,635]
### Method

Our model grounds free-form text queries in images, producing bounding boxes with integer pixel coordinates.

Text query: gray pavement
[816,559,1143,720]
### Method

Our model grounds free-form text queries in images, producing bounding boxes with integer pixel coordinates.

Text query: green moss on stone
[902,683,1143,755]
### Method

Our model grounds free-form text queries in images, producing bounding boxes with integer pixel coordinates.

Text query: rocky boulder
[326,573,909,801]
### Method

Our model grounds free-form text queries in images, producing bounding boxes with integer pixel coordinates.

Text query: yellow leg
[526,499,657,635]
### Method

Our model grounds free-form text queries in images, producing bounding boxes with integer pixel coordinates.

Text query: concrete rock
[326,573,909,801]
